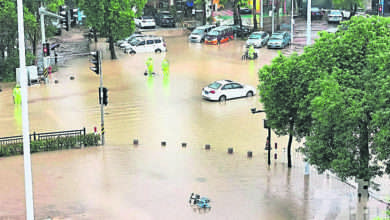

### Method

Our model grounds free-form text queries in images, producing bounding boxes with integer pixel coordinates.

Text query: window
[222,84,233,90]
[137,40,145,46]
[146,40,154,45]
[208,82,222,89]
[232,83,243,89]
[154,39,161,43]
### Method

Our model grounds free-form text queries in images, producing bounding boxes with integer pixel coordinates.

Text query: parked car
[341,10,351,19]
[202,80,255,102]
[124,36,167,54]
[188,25,216,43]
[119,34,145,49]
[155,11,175,27]
[246,31,269,48]
[230,25,252,38]
[239,7,252,14]
[311,7,323,20]
[267,32,290,49]
[135,16,156,29]
[355,8,366,16]
[116,32,142,46]
[327,10,343,24]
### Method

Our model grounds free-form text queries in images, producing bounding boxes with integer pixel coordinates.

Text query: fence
[0,128,86,146]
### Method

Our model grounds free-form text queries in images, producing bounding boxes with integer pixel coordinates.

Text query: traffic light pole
[98,51,105,145]
[39,7,63,83]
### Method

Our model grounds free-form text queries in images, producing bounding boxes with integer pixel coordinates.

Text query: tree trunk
[32,33,37,57]
[93,28,98,42]
[238,5,243,29]
[203,1,207,25]
[253,0,257,30]
[233,0,239,25]
[287,133,292,168]
[109,36,117,60]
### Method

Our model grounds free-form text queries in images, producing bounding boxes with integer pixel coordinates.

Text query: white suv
[124,36,167,54]
[135,16,156,29]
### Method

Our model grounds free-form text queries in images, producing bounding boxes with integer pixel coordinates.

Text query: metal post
[291,0,294,47]
[99,51,105,145]
[306,0,311,46]
[272,0,275,34]
[268,127,271,165]
[260,0,263,30]
[304,0,311,176]
[17,0,35,219]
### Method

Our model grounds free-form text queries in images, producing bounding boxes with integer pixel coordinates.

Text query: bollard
[228,148,233,154]
[247,151,253,158]
[70,76,75,80]
[182,142,187,147]
[133,139,139,145]
[54,80,59,84]
[274,152,277,159]
[275,142,278,150]
[161,141,166,147]
[205,144,211,150]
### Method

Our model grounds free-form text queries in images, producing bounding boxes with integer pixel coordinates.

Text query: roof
[215,80,234,84]
[195,25,216,30]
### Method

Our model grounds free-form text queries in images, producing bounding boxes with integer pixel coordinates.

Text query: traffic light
[102,87,108,106]
[89,51,100,74]
[99,87,108,106]
[43,43,50,57]
[70,8,78,27]
[60,7,69,31]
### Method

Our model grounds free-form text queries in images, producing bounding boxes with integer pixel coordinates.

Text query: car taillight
[210,90,215,94]
[312,12,315,15]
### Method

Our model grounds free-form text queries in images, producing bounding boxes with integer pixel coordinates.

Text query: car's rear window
[208,82,221,89]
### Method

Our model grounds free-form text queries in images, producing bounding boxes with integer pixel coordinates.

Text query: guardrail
[0,128,86,146]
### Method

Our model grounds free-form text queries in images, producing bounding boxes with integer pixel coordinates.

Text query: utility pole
[260,0,263,30]
[272,0,275,34]
[306,0,311,46]
[251,108,271,166]
[99,51,105,145]
[304,0,311,176]
[89,51,106,145]
[17,0,35,218]
[291,0,294,47]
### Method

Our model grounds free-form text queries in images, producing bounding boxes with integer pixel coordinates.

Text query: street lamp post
[251,108,271,166]
[17,0,35,219]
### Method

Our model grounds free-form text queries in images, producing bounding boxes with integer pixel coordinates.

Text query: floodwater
[0,30,388,219]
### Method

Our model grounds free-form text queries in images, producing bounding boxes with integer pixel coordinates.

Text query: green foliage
[258,16,390,182]
[332,0,362,9]
[79,0,147,59]
[0,133,100,157]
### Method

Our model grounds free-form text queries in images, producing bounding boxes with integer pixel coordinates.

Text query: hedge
[0,133,100,157]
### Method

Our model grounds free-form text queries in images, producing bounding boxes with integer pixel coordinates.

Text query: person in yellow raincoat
[161,58,169,76]
[146,57,154,75]
[13,84,21,105]
[248,45,255,60]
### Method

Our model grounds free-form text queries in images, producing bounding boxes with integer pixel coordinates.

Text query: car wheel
[246,91,254,97]
[155,49,162,53]
[130,51,136,55]
[219,95,226,102]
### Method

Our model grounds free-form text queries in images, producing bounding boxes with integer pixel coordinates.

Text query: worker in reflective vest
[13,84,21,105]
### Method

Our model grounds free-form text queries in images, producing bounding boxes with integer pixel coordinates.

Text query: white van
[125,36,167,54]
[188,25,216,43]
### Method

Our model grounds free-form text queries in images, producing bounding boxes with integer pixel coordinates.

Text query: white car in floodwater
[202,80,256,102]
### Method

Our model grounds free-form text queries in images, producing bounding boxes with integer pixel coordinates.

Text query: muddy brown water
[0,33,388,219]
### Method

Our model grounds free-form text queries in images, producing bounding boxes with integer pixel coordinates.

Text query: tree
[194,0,207,25]
[258,16,390,188]
[79,0,147,59]
[252,0,257,30]
[258,52,316,168]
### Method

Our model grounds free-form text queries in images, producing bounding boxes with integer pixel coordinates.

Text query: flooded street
[0,30,388,219]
